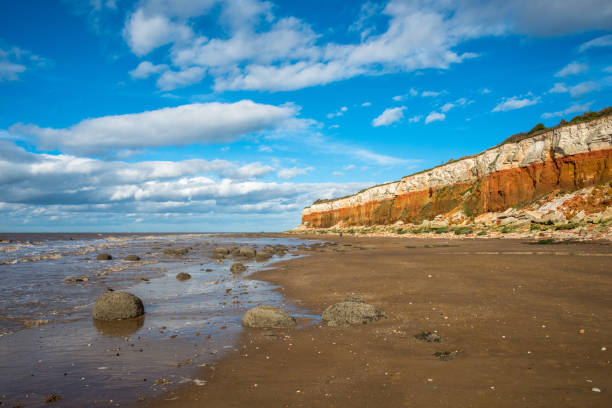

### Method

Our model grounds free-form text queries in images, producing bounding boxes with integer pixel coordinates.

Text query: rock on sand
[230,262,247,274]
[93,291,144,320]
[322,296,387,327]
[242,305,296,329]
[124,255,141,261]
[176,272,191,281]
[96,253,112,261]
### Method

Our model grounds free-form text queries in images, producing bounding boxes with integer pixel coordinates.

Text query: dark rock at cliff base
[238,247,256,258]
[176,272,191,281]
[230,262,247,274]
[255,251,273,262]
[124,255,140,261]
[96,253,112,261]
[414,331,442,342]
[241,305,296,329]
[322,300,387,327]
[93,291,144,320]
[163,248,190,256]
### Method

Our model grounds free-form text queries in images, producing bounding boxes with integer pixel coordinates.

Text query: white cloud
[119,0,612,93]
[481,88,492,94]
[157,66,206,90]
[492,96,539,112]
[129,61,168,79]
[408,115,422,123]
[548,82,568,93]
[277,166,314,179]
[0,46,48,81]
[372,107,405,127]
[10,100,300,155]
[332,171,344,176]
[343,164,356,170]
[421,90,443,97]
[425,111,445,124]
[327,106,348,119]
[361,102,372,107]
[123,8,193,56]
[569,81,600,97]
[555,62,588,77]
[541,102,593,119]
[258,145,272,153]
[579,34,612,52]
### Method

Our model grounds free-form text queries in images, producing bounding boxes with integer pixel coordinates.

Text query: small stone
[96,253,112,261]
[124,255,141,261]
[592,387,601,392]
[579,329,585,334]
[230,262,247,274]
[44,394,62,403]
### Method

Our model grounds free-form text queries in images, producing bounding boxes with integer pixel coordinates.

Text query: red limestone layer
[302,116,612,228]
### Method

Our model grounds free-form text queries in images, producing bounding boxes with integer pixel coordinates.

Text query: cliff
[302,110,612,229]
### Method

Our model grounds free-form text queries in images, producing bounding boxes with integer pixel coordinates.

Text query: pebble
[601,347,607,351]
[592,387,601,392]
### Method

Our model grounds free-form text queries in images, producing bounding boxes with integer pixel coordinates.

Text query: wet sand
[147,235,612,407]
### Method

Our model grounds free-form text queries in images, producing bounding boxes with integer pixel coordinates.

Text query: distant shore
[146,234,612,407]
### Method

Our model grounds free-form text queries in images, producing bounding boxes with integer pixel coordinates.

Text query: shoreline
[145,234,612,407]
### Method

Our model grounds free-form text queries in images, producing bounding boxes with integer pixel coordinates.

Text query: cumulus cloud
[492,96,539,112]
[277,166,314,179]
[425,111,445,124]
[129,61,169,79]
[579,34,612,52]
[10,100,300,155]
[0,140,370,230]
[555,62,588,77]
[372,107,405,127]
[548,82,568,93]
[123,8,193,56]
[541,102,593,119]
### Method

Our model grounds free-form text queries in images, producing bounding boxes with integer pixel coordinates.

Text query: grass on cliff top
[307,106,612,207]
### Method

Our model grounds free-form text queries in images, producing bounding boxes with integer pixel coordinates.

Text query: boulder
[238,247,256,258]
[96,253,112,261]
[539,211,566,225]
[124,255,141,261]
[322,299,387,327]
[230,262,247,274]
[255,251,273,262]
[163,248,189,256]
[241,305,296,329]
[214,247,231,255]
[176,272,191,281]
[93,291,144,320]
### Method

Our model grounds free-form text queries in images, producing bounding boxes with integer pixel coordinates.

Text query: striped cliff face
[302,116,612,228]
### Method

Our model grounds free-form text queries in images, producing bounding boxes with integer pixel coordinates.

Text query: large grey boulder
[242,305,296,329]
[322,297,387,327]
[230,262,247,274]
[93,291,144,320]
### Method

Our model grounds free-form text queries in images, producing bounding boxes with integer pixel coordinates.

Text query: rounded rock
[238,247,256,258]
[322,300,387,327]
[93,291,144,320]
[96,253,112,261]
[124,255,141,261]
[241,305,296,329]
[230,262,247,274]
[176,272,191,281]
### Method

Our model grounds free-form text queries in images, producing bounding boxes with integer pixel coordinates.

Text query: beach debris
[242,305,297,329]
[176,272,191,281]
[433,350,458,361]
[44,394,62,403]
[23,319,50,327]
[414,331,442,342]
[230,262,247,274]
[124,255,141,261]
[93,291,144,320]
[321,297,387,327]
[96,253,112,261]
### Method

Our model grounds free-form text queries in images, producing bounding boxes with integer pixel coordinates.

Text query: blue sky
[0,0,611,232]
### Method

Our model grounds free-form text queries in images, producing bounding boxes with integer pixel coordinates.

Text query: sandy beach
[146,235,612,408]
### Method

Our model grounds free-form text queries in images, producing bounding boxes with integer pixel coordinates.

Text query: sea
[0,233,316,407]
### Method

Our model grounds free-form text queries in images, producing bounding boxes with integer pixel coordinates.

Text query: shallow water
[0,233,315,407]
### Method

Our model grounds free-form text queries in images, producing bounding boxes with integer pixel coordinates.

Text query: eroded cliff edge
[301,111,612,230]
